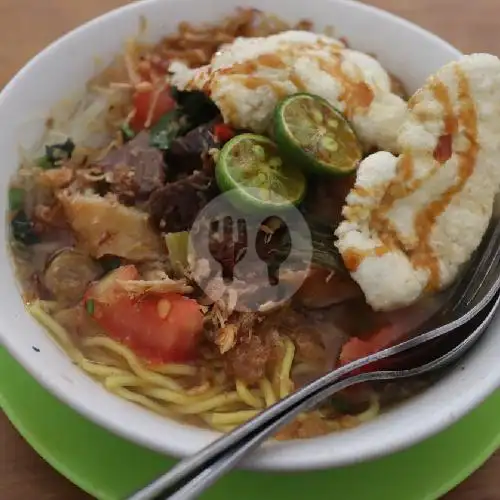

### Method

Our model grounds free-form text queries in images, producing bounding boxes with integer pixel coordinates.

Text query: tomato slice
[85,266,204,363]
[130,88,176,132]
[340,325,401,365]
[213,123,235,143]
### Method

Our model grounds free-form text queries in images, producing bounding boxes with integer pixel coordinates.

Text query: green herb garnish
[11,211,39,245]
[121,123,135,141]
[149,110,185,150]
[37,138,75,169]
[36,156,53,170]
[85,298,95,316]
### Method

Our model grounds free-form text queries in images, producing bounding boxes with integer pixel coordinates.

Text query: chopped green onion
[36,156,53,170]
[85,299,95,316]
[149,110,183,150]
[121,123,135,141]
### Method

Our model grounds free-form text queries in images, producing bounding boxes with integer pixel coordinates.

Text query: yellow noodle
[151,364,198,376]
[79,361,130,379]
[209,410,260,426]
[213,402,248,412]
[200,415,237,433]
[83,337,184,392]
[354,394,380,423]
[172,392,243,414]
[236,380,264,409]
[29,302,82,360]
[185,381,211,396]
[104,375,149,390]
[83,347,129,369]
[278,337,295,399]
[111,387,171,416]
[259,379,277,407]
[212,424,238,433]
[29,301,366,438]
[143,386,223,406]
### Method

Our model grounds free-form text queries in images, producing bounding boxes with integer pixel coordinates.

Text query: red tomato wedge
[85,265,204,363]
[340,325,402,366]
[130,88,176,132]
[339,299,442,373]
[213,123,235,143]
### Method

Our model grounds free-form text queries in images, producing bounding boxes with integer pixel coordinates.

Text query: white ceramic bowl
[1,0,498,471]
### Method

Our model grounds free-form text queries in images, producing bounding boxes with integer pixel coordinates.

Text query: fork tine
[451,219,500,311]
[464,227,500,307]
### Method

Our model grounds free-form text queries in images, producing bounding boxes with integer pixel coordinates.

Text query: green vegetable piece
[8,188,25,211]
[121,123,135,141]
[165,231,190,273]
[36,156,53,170]
[149,110,184,150]
[85,298,95,316]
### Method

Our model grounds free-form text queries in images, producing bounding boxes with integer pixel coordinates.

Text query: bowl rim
[5,0,497,472]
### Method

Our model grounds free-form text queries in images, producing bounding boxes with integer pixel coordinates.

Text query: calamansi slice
[274,93,362,176]
[215,133,306,209]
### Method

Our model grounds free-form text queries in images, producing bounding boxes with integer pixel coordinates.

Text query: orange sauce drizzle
[344,67,478,288]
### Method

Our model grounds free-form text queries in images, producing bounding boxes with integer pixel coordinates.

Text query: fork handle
[126,334,442,500]
[129,371,379,500]
[127,287,497,500]
[160,325,490,500]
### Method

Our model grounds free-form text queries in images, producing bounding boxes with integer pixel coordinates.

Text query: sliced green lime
[274,93,362,176]
[215,133,306,209]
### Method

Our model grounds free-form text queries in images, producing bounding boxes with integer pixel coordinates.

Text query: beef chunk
[98,131,166,199]
[165,118,222,178]
[148,168,218,232]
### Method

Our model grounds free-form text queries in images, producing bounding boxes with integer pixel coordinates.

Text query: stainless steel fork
[128,219,500,500]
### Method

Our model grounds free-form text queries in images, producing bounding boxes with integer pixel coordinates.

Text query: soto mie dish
[8,8,500,440]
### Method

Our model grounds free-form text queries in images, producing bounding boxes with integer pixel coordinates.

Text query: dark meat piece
[294,266,361,308]
[98,131,166,199]
[11,211,39,245]
[287,329,326,365]
[302,175,355,227]
[223,334,271,385]
[273,307,347,371]
[165,118,221,178]
[148,168,218,232]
